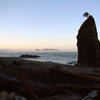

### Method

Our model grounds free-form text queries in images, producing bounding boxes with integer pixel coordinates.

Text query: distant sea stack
[19,54,40,58]
[77,13,100,66]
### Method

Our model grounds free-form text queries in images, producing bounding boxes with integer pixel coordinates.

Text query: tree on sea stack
[83,12,89,18]
[76,12,100,66]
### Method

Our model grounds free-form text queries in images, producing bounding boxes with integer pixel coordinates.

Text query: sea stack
[77,13,100,66]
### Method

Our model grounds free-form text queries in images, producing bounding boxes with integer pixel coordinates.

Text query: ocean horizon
[0,50,77,64]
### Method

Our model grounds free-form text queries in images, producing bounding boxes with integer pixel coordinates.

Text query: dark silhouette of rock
[19,54,40,58]
[77,14,100,66]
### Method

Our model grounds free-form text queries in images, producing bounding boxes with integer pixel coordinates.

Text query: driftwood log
[51,68,100,84]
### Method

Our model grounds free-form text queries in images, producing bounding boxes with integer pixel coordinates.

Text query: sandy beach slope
[0,57,100,99]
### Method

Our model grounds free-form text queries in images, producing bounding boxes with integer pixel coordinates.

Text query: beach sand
[0,57,100,99]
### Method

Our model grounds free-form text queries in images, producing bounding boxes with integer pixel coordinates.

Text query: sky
[0,0,100,51]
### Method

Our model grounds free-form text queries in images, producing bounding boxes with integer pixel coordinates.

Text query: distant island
[35,49,59,51]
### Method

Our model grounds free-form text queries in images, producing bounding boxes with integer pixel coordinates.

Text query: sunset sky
[0,0,100,51]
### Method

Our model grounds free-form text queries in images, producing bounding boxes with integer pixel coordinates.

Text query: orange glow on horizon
[0,38,77,51]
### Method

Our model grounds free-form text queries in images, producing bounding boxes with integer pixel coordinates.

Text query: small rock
[19,54,40,58]
[42,95,81,100]
[0,91,8,100]
[82,90,98,100]
[16,95,27,100]
[12,60,23,65]
[8,92,16,100]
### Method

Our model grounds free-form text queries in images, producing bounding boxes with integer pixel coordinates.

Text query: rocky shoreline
[0,57,100,100]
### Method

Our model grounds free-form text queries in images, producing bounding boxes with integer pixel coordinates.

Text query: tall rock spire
[77,14,100,66]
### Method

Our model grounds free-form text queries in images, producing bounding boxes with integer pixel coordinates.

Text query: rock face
[77,15,100,66]
[19,54,40,58]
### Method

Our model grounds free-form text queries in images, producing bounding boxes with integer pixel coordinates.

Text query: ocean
[0,51,77,65]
